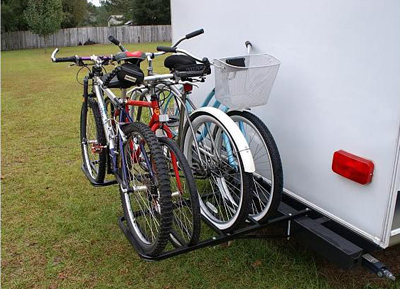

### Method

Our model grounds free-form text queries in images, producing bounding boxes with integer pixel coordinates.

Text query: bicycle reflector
[183,83,193,92]
[332,150,374,185]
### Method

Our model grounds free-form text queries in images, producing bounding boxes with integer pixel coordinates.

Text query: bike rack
[118,193,397,281]
[118,204,310,261]
[81,163,395,279]
[81,164,118,187]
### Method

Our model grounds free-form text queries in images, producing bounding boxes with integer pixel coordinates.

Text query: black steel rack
[118,203,309,261]
[83,162,395,280]
[117,195,378,270]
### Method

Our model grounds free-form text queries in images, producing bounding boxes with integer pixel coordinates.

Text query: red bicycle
[105,36,201,246]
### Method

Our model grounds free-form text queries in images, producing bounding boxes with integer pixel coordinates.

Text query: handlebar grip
[108,35,120,46]
[157,46,177,53]
[55,56,77,63]
[175,70,204,78]
[185,29,204,39]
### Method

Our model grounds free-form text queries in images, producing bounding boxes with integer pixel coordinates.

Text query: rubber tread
[80,97,107,183]
[228,110,283,222]
[158,137,201,246]
[120,122,173,256]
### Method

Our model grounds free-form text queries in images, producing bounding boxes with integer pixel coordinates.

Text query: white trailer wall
[171,0,400,247]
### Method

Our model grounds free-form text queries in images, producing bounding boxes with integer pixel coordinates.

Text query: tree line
[1,0,171,33]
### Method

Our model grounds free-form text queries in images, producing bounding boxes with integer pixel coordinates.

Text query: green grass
[2,43,399,289]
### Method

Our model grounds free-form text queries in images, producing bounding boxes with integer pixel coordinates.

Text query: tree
[80,2,113,27]
[94,3,115,26]
[1,0,29,32]
[129,0,170,25]
[102,0,171,25]
[24,0,63,50]
[61,0,87,28]
[101,0,130,14]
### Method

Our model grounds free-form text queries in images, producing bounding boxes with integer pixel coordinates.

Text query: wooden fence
[1,25,171,51]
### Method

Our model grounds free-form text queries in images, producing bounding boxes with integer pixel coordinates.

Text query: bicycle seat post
[147,54,154,76]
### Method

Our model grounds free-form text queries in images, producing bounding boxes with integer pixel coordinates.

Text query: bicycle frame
[128,83,206,168]
[85,75,163,191]
[110,84,187,193]
[161,87,239,168]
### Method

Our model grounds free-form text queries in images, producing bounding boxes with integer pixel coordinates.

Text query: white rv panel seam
[382,122,400,247]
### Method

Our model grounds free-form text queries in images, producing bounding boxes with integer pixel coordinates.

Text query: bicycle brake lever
[182,81,199,88]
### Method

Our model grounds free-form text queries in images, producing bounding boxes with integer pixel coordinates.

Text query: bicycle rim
[80,99,106,182]
[120,123,172,255]
[183,113,250,231]
[229,111,283,222]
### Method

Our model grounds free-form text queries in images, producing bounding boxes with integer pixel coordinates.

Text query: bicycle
[125,29,257,232]
[51,48,175,256]
[153,38,284,223]
[100,36,203,246]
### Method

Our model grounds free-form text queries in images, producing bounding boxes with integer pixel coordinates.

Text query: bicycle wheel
[80,97,107,183]
[228,111,283,222]
[105,97,116,121]
[181,111,253,232]
[119,122,172,256]
[158,137,201,247]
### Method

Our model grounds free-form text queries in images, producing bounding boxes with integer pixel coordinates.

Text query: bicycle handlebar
[108,35,127,52]
[172,28,205,48]
[157,28,208,65]
[185,29,204,40]
[156,46,208,66]
[51,48,112,64]
[51,48,78,63]
[54,56,78,63]
[156,46,177,53]
[175,70,206,79]
[108,35,120,46]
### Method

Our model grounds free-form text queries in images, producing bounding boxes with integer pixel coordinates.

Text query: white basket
[214,54,280,109]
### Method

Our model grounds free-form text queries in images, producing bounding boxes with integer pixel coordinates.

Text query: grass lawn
[2,43,399,289]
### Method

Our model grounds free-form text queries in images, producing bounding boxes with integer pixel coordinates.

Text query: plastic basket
[214,54,280,109]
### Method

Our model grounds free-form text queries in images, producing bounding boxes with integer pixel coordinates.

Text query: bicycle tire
[158,137,201,247]
[228,111,283,222]
[119,122,172,256]
[80,97,107,183]
[105,97,116,120]
[181,110,253,232]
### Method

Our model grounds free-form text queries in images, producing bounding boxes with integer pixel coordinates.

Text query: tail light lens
[183,83,193,92]
[332,150,374,185]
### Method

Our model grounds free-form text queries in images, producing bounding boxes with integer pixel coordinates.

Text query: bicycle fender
[193,107,255,173]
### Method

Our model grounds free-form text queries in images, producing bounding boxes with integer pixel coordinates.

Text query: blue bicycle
[132,39,284,223]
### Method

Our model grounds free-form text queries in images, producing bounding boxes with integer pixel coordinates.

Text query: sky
[88,0,101,7]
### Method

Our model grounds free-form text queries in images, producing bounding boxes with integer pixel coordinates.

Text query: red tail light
[332,150,374,185]
[183,83,193,92]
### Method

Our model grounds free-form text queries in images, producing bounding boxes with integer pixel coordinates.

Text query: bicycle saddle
[164,55,196,71]
[114,51,146,65]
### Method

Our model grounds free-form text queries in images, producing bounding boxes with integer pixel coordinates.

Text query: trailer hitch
[362,254,396,281]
